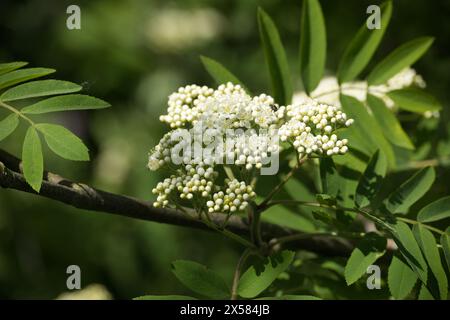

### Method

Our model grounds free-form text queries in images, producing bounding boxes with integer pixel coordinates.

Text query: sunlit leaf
[200,56,248,92]
[299,0,326,94]
[388,255,418,299]
[367,37,434,85]
[1,80,82,102]
[36,123,89,161]
[0,61,28,76]
[417,196,450,223]
[367,94,414,150]
[0,68,55,90]
[0,114,19,142]
[257,7,292,105]
[340,94,395,168]
[22,94,110,114]
[387,88,441,113]
[392,221,428,283]
[22,126,43,192]
[337,1,392,83]
[384,167,435,214]
[238,250,294,298]
[413,224,448,299]
[171,260,230,299]
[418,284,434,300]
[345,233,386,285]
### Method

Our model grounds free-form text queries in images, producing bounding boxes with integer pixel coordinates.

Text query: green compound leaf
[367,94,414,150]
[367,37,434,85]
[417,196,450,223]
[413,224,448,300]
[22,126,44,192]
[384,167,435,214]
[0,67,55,90]
[344,233,386,285]
[0,61,28,76]
[238,250,295,298]
[0,113,19,142]
[387,88,442,113]
[200,56,248,92]
[337,1,392,83]
[171,260,230,299]
[355,150,387,208]
[1,80,82,102]
[36,124,89,161]
[388,255,418,299]
[299,0,326,94]
[22,94,110,114]
[257,7,292,105]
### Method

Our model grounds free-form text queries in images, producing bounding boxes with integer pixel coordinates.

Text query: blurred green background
[0,0,449,299]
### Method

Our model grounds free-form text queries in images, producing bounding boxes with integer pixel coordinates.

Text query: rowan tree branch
[0,149,353,257]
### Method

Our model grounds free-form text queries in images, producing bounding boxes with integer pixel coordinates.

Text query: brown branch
[0,149,353,257]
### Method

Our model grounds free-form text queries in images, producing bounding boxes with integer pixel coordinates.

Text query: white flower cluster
[194,83,284,130]
[149,82,353,212]
[293,68,426,110]
[160,84,214,128]
[206,179,256,213]
[152,162,218,208]
[279,98,352,157]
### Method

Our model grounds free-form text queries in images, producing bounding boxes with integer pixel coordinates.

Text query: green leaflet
[384,167,435,214]
[367,94,414,150]
[418,284,434,300]
[319,157,340,197]
[387,88,442,113]
[355,150,387,208]
[392,221,428,283]
[417,196,450,223]
[238,250,294,298]
[0,61,28,76]
[22,126,44,192]
[367,37,434,85]
[21,94,110,114]
[0,67,55,90]
[337,1,392,83]
[388,255,418,299]
[200,56,249,92]
[1,79,82,102]
[35,124,89,161]
[171,260,230,299]
[441,228,450,272]
[340,94,395,168]
[257,7,292,105]
[344,233,386,285]
[0,114,19,142]
[299,0,326,94]
[413,225,448,300]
